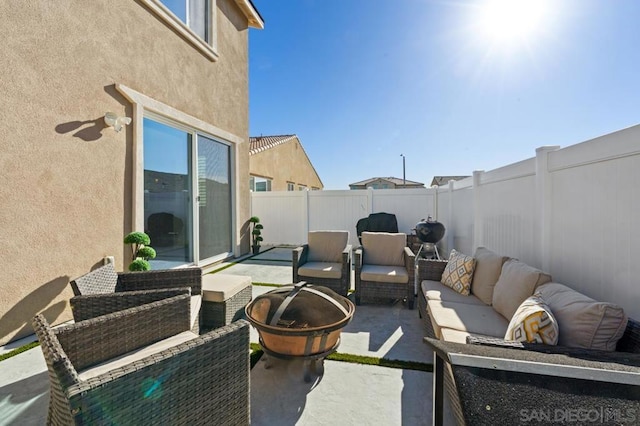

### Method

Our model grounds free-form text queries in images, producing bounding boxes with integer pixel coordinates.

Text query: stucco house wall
[0,0,258,345]
[250,136,323,190]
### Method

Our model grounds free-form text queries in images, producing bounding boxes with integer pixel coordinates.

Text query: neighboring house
[0,0,263,345]
[349,177,425,190]
[430,176,471,187]
[249,135,323,191]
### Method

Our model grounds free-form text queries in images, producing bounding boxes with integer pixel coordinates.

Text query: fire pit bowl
[245,282,355,360]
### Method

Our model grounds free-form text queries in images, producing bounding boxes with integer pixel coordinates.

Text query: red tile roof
[249,134,297,155]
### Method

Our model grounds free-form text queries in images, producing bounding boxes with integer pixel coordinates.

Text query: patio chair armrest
[341,244,352,269]
[70,287,191,322]
[466,335,640,363]
[292,244,309,266]
[57,294,192,370]
[403,246,415,265]
[354,247,363,270]
[428,336,640,371]
[66,320,250,425]
[425,337,640,425]
[416,258,448,282]
[118,267,203,295]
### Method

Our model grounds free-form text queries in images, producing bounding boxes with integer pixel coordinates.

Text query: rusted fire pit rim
[244,283,355,335]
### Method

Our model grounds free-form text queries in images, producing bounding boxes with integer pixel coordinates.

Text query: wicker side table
[202,274,252,329]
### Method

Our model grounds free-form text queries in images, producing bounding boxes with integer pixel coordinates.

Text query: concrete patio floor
[0,247,436,425]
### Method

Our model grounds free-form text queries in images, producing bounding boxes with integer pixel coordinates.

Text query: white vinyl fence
[251,124,640,319]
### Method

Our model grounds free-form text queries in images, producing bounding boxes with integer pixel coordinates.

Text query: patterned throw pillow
[505,294,559,345]
[440,249,476,295]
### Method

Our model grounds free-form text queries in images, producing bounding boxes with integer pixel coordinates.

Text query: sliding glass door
[197,135,232,262]
[143,117,232,268]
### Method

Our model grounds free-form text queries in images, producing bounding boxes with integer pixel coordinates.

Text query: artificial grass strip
[251,282,285,288]
[0,341,40,362]
[207,262,238,274]
[249,342,431,373]
[327,352,433,372]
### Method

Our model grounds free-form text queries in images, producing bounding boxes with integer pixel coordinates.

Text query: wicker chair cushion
[202,274,251,302]
[298,262,342,279]
[428,300,509,338]
[78,330,197,380]
[505,294,559,345]
[421,280,486,306]
[440,249,476,296]
[307,231,349,263]
[361,232,406,266]
[492,259,552,320]
[439,327,494,344]
[471,247,510,305]
[537,283,628,351]
[360,264,408,283]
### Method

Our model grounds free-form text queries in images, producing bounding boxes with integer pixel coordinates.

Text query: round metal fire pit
[245,282,355,380]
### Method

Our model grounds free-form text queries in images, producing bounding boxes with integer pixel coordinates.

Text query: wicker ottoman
[202,274,252,329]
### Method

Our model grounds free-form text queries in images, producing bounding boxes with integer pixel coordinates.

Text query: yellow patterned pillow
[440,249,476,295]
[505,294,559,345]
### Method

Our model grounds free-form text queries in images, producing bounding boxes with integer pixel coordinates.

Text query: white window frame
[116,83,243,259]
[140,0,219,61]
[250,176,272,192]
[287,182,295,191]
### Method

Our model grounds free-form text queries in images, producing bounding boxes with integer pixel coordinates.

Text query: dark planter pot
[252,245,260,255]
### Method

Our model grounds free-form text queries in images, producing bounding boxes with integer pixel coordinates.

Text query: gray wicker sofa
[416,249,640,426]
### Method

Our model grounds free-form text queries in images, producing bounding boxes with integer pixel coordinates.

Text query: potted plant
[250,216,263,255]
[123,231,157,271]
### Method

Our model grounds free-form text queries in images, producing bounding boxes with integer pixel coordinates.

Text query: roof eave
[234,0,264,29]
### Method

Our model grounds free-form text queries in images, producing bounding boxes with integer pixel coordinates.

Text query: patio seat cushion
[505,294,559,345]
[78,330,198,380]
[421,280,486,306]
[428,300,509,338]
[361,232,406,267]
[536,283,628,351]
[439,327,496,344]
[202,274,252,303]
[360,264,408,284]
[440,249,476,295]
[307,231,349,263]
[492,259,552,320]
[298,262,342,279]
[471,247,510,305]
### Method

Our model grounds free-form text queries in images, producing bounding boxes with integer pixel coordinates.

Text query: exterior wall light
[104,112,132,132]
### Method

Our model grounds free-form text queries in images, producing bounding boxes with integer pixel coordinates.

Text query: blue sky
[248,0,640,189]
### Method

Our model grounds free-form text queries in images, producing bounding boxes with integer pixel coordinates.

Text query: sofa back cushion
[471,247,509,305]
[492,259,552,320]
[505,294,559,345]
[307,231,349,263]
[440,249,476,296]
[362,232,406,266]
[536,283,628,351]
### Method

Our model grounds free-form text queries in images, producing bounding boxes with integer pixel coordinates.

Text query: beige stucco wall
[250,138,323,191]
[0,0,252,345]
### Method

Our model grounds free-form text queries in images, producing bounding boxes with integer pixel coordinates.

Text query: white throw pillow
[505,294,559,345]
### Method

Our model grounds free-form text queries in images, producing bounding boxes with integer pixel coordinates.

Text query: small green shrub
[129,259,151,271]
[124,231,156,271]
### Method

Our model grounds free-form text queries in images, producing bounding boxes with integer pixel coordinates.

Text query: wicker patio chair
[33,295,250,425]
[69,262,202,326]
[426,330,640,426]
[292,230,352,296]
[354,232,415,308]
